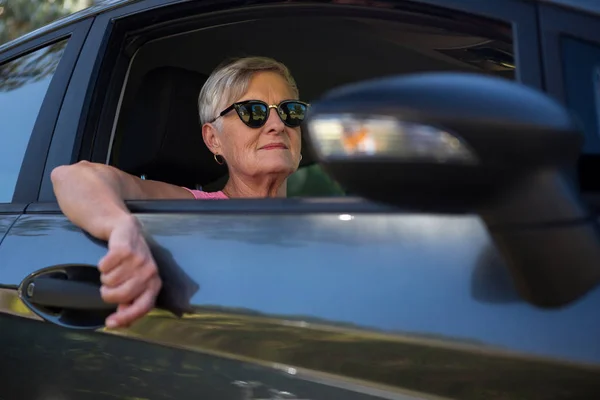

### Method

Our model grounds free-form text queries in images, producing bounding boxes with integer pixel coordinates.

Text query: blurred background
[0,0,107,46]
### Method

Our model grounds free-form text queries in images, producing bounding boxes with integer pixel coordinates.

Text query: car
[1,0,600,399]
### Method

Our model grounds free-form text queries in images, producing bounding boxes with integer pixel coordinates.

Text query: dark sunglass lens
[237,102,268,127]
[280,102,307,127]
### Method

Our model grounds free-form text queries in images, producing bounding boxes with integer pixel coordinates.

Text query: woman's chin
[256,157,298,176]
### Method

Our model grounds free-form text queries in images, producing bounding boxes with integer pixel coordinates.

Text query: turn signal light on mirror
[307,114,478,164]
[302,72,599,309]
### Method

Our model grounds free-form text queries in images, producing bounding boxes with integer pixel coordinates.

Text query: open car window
[105,11,515,198]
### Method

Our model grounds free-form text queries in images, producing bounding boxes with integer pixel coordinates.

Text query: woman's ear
[202,123,221,154]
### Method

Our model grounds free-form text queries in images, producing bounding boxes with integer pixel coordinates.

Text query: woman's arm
[50,161,193,328]
[51,160,192,241]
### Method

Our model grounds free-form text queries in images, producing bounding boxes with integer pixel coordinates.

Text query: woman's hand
[98,215,162,328]
[51,161,193,328]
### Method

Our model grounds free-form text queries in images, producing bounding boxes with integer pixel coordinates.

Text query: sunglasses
[210,100,310,128]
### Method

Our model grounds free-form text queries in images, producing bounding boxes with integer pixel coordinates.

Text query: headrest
[113,66,227,188]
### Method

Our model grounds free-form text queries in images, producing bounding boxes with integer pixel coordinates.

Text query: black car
[1,0,600,399]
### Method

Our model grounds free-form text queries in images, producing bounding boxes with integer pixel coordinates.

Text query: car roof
[1,0,599,54]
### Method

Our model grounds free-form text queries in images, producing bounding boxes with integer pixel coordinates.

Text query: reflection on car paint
[233,380,307,400]
[98,307,600,400]
[2,211,600,399]
[0,288,42,320]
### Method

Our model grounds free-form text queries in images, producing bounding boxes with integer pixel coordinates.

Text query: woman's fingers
[105,278,161,328]
[101,256,158,300]
[100,251,151,287]
[101,275,146,305]
[97,246,128,274]
[100,263,129,287]
[98,215,162,328]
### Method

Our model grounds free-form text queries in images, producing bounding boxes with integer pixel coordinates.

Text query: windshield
[0,0,111,47]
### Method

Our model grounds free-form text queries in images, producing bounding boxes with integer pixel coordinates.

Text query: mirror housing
[305,73,582,210]
[305,73,600,307]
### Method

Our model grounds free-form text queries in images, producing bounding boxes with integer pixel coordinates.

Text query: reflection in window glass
[0,40,67,202]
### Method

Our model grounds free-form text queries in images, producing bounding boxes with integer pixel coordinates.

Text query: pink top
[183,187,229,200]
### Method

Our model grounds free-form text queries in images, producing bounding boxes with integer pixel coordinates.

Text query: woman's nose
[264,106,285,132]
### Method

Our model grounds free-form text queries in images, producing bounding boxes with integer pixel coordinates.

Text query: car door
[1,1,600,400]
[0,17,92,398]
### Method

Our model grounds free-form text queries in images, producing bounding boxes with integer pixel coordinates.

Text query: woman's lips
[260,143,288,150]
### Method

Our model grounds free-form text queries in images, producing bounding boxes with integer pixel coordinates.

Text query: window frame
[1,19,93,205]
[409,0,542,88]
[36,0,543,204]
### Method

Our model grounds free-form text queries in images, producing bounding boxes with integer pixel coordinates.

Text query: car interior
[106,13,515,197]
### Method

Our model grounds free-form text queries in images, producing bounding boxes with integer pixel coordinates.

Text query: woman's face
[204,71,302,181]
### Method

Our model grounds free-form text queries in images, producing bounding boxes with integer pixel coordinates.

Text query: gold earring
[214,153,224,165]
[300,154,303,161]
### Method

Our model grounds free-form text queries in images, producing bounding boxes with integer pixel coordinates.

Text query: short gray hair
[198,56,299,127]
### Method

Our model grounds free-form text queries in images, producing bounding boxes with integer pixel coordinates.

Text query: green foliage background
[0,0,94,46]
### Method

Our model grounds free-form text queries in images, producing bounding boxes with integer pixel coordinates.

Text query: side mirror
[305,73,600,307]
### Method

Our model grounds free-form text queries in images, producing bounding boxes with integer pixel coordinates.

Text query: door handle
[19,264,116,329]
[19,254,199,329]
[24,276,113,311]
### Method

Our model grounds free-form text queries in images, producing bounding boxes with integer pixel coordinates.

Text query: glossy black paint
[0,204,28,215]
[1,0,600,399]
[4,210,600,364]
[2,309,433,400]
[3,308,395,400]
[1,210,600,399]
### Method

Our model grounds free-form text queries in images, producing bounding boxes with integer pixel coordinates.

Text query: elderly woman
[51,56,308,328]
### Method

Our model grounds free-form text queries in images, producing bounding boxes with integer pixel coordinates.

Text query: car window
[0,39,67,202]
[288,164,346,197]
[102,13,515,198]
